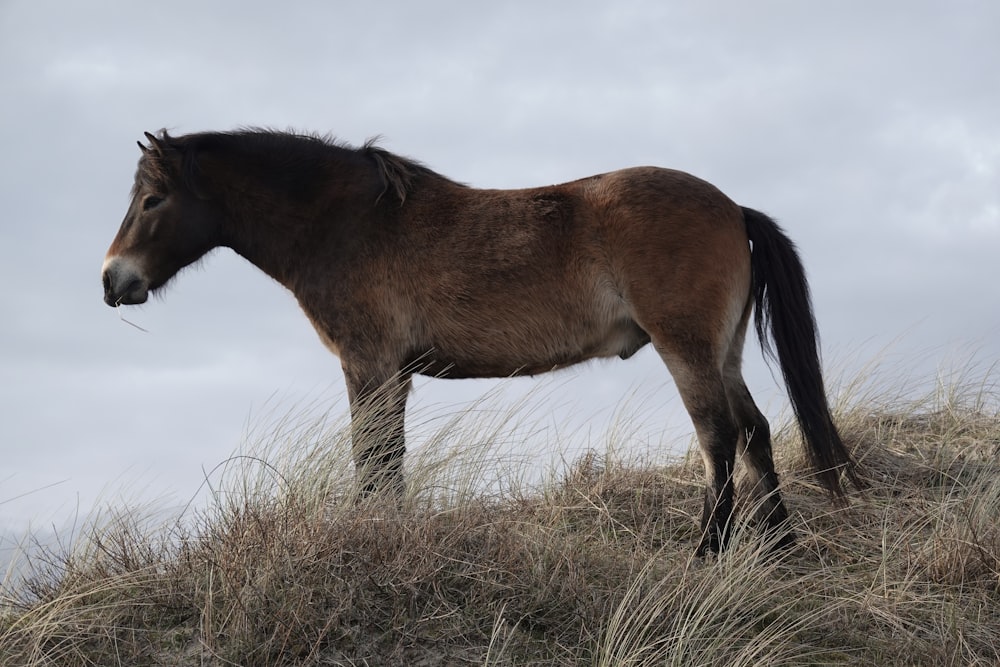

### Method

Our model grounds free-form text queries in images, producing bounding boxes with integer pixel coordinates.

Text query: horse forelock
[133,153,168,196]
[133,130,181,193]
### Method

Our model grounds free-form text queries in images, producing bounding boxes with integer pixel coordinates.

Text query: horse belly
[417,292,649,379]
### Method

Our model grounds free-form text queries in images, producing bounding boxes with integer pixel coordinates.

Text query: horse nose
[101,267,121,306]
[102,269,113,303]
[102,255,150,306]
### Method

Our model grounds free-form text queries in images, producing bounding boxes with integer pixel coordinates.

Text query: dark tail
[742,206,861,498]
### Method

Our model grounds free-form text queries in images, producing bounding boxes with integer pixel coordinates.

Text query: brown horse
[102,129,858,554]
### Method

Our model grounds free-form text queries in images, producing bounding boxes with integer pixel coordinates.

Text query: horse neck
[211,152,379,287]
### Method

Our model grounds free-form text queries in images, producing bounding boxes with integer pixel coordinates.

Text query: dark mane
[137,128,458,204]
[360,137,450,204]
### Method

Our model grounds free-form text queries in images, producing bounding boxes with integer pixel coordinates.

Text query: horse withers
[101,129,859,554]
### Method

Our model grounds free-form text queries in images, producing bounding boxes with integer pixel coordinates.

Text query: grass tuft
[3,364,1000,665]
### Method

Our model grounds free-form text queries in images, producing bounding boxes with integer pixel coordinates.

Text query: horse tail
[742,206,861,498]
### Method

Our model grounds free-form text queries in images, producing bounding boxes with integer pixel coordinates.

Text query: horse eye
[142,195,164,211]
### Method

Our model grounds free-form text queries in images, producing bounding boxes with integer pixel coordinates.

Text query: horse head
[102,131,219,306]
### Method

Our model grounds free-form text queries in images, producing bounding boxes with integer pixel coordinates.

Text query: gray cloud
[1,0,997,549]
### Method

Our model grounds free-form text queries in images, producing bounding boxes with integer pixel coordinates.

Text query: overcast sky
[2,1,998,554]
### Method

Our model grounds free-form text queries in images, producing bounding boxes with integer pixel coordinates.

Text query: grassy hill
[2,368,999,665]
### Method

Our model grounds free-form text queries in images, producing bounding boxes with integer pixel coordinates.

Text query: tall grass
[2,364,999,665]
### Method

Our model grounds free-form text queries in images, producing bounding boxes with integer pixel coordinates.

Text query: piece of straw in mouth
[115,299,150,333]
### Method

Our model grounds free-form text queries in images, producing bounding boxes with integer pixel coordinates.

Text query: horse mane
[361,137,439,204]
[137,129,458,204]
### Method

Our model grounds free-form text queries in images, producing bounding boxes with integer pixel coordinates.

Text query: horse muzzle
[102,256,149,306]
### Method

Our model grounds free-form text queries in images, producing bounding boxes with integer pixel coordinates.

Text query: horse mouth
[110,279,148,306]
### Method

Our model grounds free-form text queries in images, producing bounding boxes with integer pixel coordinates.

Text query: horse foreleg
[344,369,412,499]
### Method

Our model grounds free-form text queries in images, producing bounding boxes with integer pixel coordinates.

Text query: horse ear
[143,131,166,154]
[137,140,150,154]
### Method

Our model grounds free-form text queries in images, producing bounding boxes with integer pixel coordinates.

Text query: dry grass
[2,367,999,666]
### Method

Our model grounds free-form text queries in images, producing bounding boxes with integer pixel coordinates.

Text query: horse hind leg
[650,327,739,555]
[724,306,794,548]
